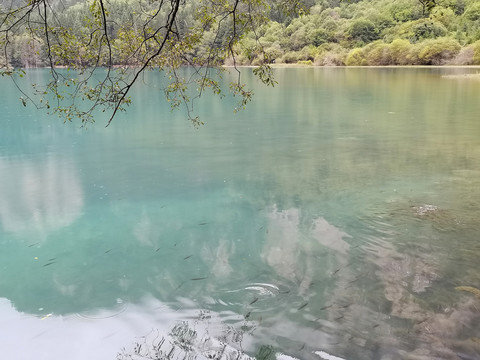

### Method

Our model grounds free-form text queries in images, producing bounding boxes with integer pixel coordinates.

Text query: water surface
[1,67,480,360]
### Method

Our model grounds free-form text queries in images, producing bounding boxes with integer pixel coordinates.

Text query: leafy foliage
[235,0,479,66]
[1,0,479,123]
[0,0,279,125]
[349,18,379,44]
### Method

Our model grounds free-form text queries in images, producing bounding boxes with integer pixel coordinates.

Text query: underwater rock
[374,248,438,320]
[410,204,462,231]
[371,245,480,358]
[413,298,480,339]
[412,205,439,216]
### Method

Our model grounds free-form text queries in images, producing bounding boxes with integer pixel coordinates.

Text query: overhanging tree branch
[106,0,181,127]
[1,0,277,125]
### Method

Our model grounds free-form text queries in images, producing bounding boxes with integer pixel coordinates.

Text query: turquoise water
[1,68,480,360]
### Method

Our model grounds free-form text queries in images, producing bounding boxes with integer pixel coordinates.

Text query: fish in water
[415,318,428,325]
[183,255,193,260]
[298,302,308,311]
[175,282,185,290]
[245,311,251,319]
[348,273,368,284]
[191,277,208,281]
[249,297,259,305]
[198,222,207,226]
[43,261,56,267]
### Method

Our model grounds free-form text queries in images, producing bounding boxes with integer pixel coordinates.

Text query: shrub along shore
[229,0,480,66]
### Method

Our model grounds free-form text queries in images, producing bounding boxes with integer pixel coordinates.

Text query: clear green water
[1,68,480,360]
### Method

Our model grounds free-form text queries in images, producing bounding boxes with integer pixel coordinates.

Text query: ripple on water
[212,281,294,320]
[75,299,129,320]
[243,283,282,296]
[223,282,292,298]
[338,198,480,359]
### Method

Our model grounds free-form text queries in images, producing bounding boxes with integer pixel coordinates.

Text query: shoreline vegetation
[2,0,480,123]
[2,0,480,69]
[226,64,480,68]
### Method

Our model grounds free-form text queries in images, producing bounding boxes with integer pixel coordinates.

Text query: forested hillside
[1,0,480,67]
[239,0,480,65]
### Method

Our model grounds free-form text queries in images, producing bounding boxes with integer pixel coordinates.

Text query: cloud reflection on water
[0,155,83,238]
[0,296,260,360]
[262,205,351,296]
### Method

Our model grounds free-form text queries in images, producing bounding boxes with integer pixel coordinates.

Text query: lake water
[1,68,480,360]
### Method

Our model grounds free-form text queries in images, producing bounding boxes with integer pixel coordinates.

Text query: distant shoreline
[7,65,480,74]
[441,73,480,80]
[7,64,480,69]
[225,64,480,69]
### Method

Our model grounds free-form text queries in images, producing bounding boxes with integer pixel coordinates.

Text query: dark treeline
[1,0,480,67]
